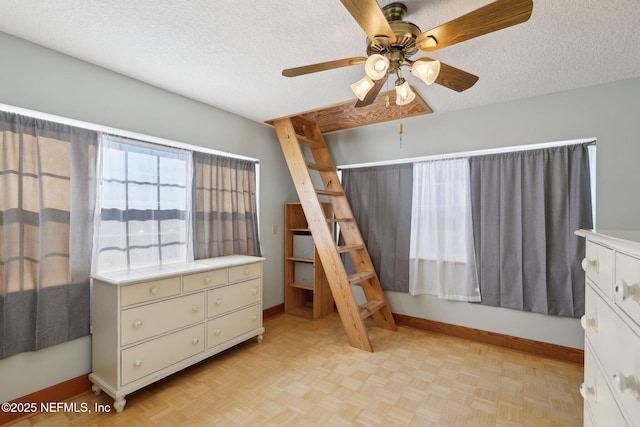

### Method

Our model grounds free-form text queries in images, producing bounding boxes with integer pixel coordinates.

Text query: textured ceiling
[0,0,639,127]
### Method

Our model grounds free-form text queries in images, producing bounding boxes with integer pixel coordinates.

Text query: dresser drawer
[584,285,640,425]
[229,262,262,283]
[583,241,614,299]
[120,276,181,306]
[583,283,611,361]
[121,324,205,385]
[207,304,262,349]
[615,252,640,327]
[183,268,227,293]
[582,344,629,427]
[207,278,261,318]
[121,293,205,346]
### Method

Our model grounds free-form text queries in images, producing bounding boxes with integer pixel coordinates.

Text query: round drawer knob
[132,320,143,328]
[252,287,259,295]
[149,286,159,295]
[192,337,200,345]
[252,315,258,321]
[580,315,597,332]
[204,276,211,284]
[581,258,599,273]
[134,359,143,367]
[613,372,640,399]
[192,305,200,312]
[579,383,596,400]
[214,329,222,336]
[244,268,250,276]
[215,298,222,306]
[615,280,640,303]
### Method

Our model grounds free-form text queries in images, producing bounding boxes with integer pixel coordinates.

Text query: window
[92,134,193,273]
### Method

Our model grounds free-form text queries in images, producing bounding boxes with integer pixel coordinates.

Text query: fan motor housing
[366,21,421,57]
[367,2,421,61]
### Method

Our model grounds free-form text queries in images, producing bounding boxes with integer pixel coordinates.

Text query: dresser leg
[91,384,102,395]
[257,334,263,343]
[113,397,127,413]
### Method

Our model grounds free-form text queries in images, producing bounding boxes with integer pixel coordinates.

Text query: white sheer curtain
[92,134,193,273]
[409,159,480,301]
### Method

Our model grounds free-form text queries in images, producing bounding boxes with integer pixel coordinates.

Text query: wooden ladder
[273,116,397,352]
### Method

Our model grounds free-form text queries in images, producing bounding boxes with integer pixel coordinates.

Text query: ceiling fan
[282,0,533,108]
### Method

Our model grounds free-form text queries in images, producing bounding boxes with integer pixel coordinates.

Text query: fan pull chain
[385,78,390,108]
[399,104,403,148]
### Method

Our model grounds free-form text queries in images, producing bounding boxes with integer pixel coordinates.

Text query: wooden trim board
[0,374,92,426]
[266,87,432,134]
[263,303,285,320]
[265,309,583,364]
[266,308,583,364]
[393,313,584,365]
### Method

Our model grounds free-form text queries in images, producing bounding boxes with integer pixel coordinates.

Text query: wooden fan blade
[355,74,388,108]
[416,0,533,52]
[340,0,396,43]
[282,57,367,77]
[417,58,479,92]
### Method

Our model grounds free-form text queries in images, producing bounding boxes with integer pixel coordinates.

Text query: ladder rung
[337,243,365,254]
[316,189,344,197]
[348,271,376,286]
[306,162,334,172]
[358,300,386,319]
[327,217,355,224]
[296,135,322,148]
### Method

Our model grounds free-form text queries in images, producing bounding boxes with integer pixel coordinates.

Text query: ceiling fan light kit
[351,75,376,101]
[283,0,533,109]
[394,78,416,106]
[364,54,390,80]
[411,59,441,86]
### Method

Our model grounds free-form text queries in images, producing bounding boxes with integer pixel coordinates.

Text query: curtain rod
[0,103,259,163]
[337,138,596,170]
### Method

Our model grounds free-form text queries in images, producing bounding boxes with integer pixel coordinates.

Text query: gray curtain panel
[469,143,594,317]
[193,152,261,258]
[0,112,97,359]
[342,163,413,292]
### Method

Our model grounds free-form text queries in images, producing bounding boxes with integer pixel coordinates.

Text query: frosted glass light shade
[395,80,415,105]
[411,60,440,85]
[364,54,389,81]
[351,76,375,101]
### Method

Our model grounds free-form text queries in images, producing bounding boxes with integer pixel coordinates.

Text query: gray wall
[2,26,639,403]
[326,76,640,352]
[0,32,296,403]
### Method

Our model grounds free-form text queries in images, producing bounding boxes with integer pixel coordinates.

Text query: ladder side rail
[301,123,396,331]
[274,118,374,351]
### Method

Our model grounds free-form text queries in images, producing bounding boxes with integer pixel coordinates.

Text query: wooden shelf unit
[284,202,334,319]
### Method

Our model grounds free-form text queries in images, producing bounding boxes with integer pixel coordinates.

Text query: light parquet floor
[10,313,584,427]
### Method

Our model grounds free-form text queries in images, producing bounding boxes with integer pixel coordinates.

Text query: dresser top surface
[576,229,640,253]
[92,255,265,285]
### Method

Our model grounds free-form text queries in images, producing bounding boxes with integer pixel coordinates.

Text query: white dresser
[89,255,265,412]
[577,230,640,426]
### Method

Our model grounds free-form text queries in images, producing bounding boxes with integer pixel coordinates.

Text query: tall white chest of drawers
[577,230,640,427]
[89,255,265,412]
